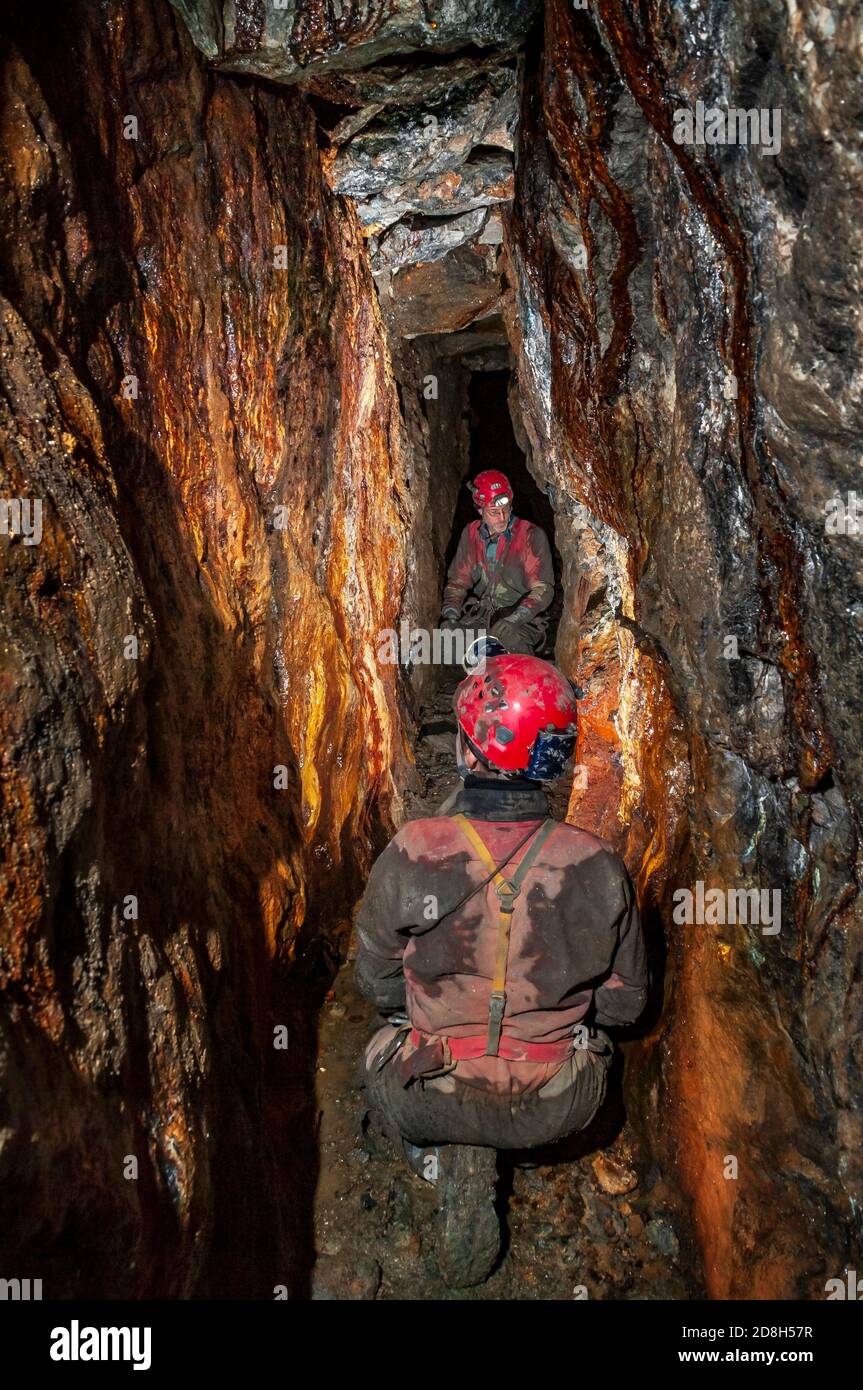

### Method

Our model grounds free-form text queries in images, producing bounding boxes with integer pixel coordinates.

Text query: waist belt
[409,1027,576,1065]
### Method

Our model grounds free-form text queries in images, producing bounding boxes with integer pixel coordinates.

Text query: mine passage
[0,0,860,1329]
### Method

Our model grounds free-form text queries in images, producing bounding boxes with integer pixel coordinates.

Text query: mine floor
[310,674,695,1300]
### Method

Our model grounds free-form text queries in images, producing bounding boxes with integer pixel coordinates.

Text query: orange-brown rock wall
[506,0,861,1297]
[0,0,415,1295]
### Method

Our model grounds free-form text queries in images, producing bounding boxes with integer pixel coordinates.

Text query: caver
[439,469,555,656]
[355,651,648,1286]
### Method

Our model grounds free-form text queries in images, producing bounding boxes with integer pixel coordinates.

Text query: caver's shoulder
[387,816,469,860]
[548,821,626,869]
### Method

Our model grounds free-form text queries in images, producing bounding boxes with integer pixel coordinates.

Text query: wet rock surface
[0,0,416,1296]
[505,0,862,1296]
[169,1,541,84]
[326,67,517,209]
[378,241,503,338]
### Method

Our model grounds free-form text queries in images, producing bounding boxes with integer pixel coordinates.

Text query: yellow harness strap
[453,813,558,1056]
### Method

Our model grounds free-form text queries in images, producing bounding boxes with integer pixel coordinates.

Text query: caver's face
[482,498,511,534]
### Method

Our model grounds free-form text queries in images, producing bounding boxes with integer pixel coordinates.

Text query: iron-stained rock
[371,208,489,276]
[506,0,862,1300]
[0,0,417,1297]
[169,0,541,85]
[380,242,501,338]
[327,68,516,202]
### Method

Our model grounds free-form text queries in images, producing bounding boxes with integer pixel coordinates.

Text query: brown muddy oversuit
[355,776,648,1151]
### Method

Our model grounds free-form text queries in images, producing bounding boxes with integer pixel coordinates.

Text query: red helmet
[468,469,512,510]
[455,655,578,781]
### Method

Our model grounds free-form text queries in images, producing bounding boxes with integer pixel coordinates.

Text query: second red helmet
[468,469,513,510]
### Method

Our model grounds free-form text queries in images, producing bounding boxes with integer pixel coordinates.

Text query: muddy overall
[361,1019,612,1151]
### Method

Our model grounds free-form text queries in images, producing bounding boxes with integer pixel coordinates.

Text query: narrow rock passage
[1,0,859,1309]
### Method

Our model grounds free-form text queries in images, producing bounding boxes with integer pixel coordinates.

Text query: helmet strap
[455,728,471,781]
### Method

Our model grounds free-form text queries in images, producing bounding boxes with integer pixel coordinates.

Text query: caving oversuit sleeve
[441,524,474,617]
[353,834,412,1013]
[593,866,648,1028]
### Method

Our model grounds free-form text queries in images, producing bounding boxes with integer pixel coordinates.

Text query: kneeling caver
[353,653,647,1164]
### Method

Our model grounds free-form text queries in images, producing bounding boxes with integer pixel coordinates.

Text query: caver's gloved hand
[490,607,529,650]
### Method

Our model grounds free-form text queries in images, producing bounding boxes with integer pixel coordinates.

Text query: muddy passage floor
[310,674,696,1301]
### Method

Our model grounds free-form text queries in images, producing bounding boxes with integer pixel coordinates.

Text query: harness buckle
[486,990,506,1055]
[495,879,519,914]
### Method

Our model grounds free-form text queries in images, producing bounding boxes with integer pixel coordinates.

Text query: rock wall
[385,334,472,707]
[0,0,417,1295]
[506,0,862,1297]
[168,0,540,83]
